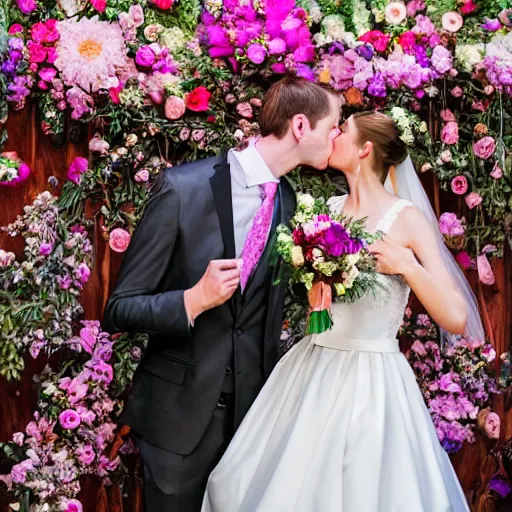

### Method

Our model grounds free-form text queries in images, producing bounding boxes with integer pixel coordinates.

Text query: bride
[201,111,484,512]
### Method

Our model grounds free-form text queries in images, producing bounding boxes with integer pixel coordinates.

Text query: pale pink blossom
[442,12,463,33]
[109,228,131,253]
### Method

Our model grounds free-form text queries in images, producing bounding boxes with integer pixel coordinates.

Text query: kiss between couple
[104,75,482,512]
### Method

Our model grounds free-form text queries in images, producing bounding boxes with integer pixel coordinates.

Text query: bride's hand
[368,236,418,276]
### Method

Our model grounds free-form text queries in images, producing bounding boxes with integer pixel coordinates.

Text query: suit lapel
[209,158,236,260]
[210,157,237,317]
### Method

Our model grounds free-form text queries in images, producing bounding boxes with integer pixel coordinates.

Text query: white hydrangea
[297,193,315,210]
[455,43,485,73]
[390,107,414,145]
[205,0,223,16]
[159,27,187,54]
[353,0,372,36]
[322,14,346,41]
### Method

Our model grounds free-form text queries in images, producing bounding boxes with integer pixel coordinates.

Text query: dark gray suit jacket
[103,153,296,455]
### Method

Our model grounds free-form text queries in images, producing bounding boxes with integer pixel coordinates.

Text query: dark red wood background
[0,105,511,511]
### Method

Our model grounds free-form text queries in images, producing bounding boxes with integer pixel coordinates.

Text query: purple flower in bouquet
[488,476,512,498]
[296,64,315,81]
[356,44,374,61]
[441,438,462,453]
[481,18,502,32]
[368,72,387,97]
[321,223,363,257]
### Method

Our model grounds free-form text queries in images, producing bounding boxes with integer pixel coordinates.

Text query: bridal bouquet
[276,193,381,334]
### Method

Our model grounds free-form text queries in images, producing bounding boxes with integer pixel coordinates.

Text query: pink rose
[484,85,495,95]
[246,43,267,64]
[455,251,472,270]
[109,228,131,253]
[39,242,53,255]
[473,136,496,159]
[185,86,211,112]
[16,0,37,14]
[67,156,88,184]
[477,253,495,285]
[63,499,83,512]
[8,24,23,34]
[451,175,468,195]
[442,12,463,32]
[90,0,106,12]
[164,95,186,120]
[441,122,459,145]
[465,192,482,209]
[77,262,91,283]
[440,149,452,163]
[59,409,81,429]
[450,86,463,97]
[89,135,110,155]
[268,38,286,55]
[440,109,456,122]
[490,162,503,179]
[410,340,427,356]
[236,102,253,119]
[134,169,150,182]
[478,408,500,439]
[28,41,46,63]
[76,445,96,466]
[12,432,24,446]
[135,46,156,68]
[179,127,190,141]
[192,129,205,142]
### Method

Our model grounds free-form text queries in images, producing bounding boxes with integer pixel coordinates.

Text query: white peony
[455,44,485,73]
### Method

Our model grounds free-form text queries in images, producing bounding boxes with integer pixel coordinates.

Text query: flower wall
[0,0,511,510]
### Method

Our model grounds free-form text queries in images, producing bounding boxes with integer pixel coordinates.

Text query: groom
[104,75,341,512]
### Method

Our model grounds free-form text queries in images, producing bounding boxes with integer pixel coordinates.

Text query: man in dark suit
[103,75,341,512]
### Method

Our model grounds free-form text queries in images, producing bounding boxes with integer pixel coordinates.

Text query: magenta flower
[59,409,81,429]
[472,137,496,159]
[268,38,286,55]
[16,0,37,14]
[439,213,465,236]
[39,242,53,255]
[76,262,91,283]
[135,45,156,67]
[481,18,501,31]
[76,444,96,466]
[67,156,88,184]
[455,251,472,270]
[247,43,267,64]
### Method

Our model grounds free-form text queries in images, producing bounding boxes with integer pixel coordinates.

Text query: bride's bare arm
[369,207,467,334]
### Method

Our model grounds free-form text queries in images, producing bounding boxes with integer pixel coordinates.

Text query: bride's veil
[384,155,485,344]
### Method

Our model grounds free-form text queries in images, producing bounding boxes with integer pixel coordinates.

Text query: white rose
[297,193,315,210]
[291,246,305,267]
[346,252,361,266]
[343,265,359,288]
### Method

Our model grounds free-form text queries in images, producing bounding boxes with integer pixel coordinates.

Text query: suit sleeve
[103,171,191,337]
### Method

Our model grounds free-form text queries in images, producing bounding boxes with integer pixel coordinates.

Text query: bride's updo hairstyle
[352,111,408,183]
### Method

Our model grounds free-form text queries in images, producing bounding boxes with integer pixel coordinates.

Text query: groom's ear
[358,141,372,159]
[291,114,309,141]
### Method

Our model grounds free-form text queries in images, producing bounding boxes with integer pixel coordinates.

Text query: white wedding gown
[201,197,470,512]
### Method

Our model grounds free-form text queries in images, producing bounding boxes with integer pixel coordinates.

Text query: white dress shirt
[228,141,280,257]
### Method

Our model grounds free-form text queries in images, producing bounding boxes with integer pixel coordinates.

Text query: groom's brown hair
[259,75,339,139]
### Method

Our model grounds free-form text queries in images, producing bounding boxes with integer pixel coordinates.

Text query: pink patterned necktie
[240,182,279,291]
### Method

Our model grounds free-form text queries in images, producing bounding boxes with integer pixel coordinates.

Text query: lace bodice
[327,195,413,340]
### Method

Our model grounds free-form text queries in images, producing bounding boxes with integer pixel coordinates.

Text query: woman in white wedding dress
[201,111,482,512]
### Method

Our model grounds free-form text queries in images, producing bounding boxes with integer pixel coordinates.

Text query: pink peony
[134,169,150,182]
[135,46,156,67]
[8,24,23,34]
[268,38,286,55]
[16,0,37,14]
[164,96,186,120]
[11,459,34,484]
[76,445,96,466]
[90,0,106,12]
[472,136,496,159]
[359,30,390,52]
[478,408,500,439]
[246,43,267,64]
[439,212,464,236]
[109,228,131,253]
[67,156,88,184]
[236,102,253,119]
[477,253,495,285]
[59,409,81,429]
[451,86,463,98]
[490,163,503,179]
[455,251,472,270]
[465,192,483,209]
[442,12,463,32]
[451,175,468,195]
[441,122,459,145]
[39,67,57,82]
[89,135,110,155]
[63,499,83,512]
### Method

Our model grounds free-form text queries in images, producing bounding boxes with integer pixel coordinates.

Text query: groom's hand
[184,259,241,323]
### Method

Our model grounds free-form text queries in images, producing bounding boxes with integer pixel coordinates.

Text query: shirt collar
[229,139,280,188]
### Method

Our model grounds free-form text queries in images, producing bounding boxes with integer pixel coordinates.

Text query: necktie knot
[262,182,278,200]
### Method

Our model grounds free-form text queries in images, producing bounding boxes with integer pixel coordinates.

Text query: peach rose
[477,408,500,439]
[164,96,186,120]
[345,87,363,106]
[109,228,131,253]
[473,123,488,135]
